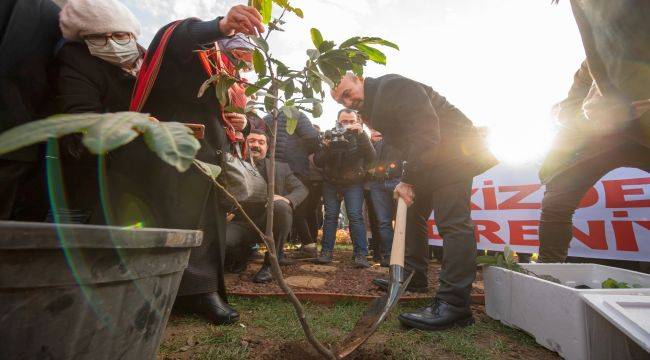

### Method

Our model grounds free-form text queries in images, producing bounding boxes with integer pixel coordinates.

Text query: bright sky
[122,0,585,165]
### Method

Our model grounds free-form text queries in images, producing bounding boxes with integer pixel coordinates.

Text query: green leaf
[301,82,313,98]
[293,98,321,104]
[261,0,272,24]
[475,255,497,266]
[309,69,334,88]
[340,36,399,50]
[292,8,303,18]
[0,113,120,156]
[355,44,386,65]
[283,79,295,99]
[307,49,320,61]
[142,122,200,172]
[272,59,289,76]
[251,36,269,52]
[193,159,222,180]
[214,75,235,107]
[245,77,272,96]
[312,102,323,118]
[253,49,267,77]
[271,0,303,18]
[318,40,335,53]
[286,117,298,135]
[268,22,284,32]
[197,74,219,98]
[310,28,324,48]
[82,113,152,154]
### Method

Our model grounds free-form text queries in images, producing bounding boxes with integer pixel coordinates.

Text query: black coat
[314,129,376,186]
[368,139,403,180]
[56,42,136,114]
[361,74,498,191]
[0,0,60,162]
[105,19,233,297]
[263,111,319,179]
[259,159,308,208]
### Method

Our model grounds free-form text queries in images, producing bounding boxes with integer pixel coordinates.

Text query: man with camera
[331,73,498,331]
[314,109,376,268]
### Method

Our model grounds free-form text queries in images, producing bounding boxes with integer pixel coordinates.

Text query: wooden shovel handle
[389,197,408,267]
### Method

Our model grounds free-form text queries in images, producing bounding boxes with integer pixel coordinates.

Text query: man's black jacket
[361,74,498,191]
[368,139,403,180]
[257,159,308,208]
[314,129,375,186]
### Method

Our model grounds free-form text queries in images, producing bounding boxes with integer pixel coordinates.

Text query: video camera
[323,125,356,153]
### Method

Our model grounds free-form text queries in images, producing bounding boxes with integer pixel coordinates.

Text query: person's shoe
[296,243,319,258]
[372,277,428,293]
[380,254,391,268]
[253,264,273,283]
[316,250,333,264]
[398,299,474,331]
[177,292,239,325]
[354,254,371,268]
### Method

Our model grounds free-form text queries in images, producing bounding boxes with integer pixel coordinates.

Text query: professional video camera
[322,125,356,153]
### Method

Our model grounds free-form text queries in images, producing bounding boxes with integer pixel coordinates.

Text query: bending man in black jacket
[332,73,498,331]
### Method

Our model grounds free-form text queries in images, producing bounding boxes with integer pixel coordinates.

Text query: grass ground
[158,296,559,360]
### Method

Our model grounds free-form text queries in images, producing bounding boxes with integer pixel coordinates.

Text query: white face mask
[85,38,140,67]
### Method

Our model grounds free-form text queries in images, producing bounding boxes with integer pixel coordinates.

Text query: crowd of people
[2,0,648,334]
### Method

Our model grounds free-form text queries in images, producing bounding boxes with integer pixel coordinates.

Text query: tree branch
[195,161,336,359]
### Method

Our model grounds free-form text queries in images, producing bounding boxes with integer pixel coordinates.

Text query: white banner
[428,164,650,261]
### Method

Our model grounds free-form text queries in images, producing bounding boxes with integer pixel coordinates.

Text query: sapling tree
[197,1,397,357]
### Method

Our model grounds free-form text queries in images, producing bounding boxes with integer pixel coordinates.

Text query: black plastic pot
[0,221,202,360]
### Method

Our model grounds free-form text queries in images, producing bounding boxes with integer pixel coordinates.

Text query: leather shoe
[177,292,239,325]
[253,264,273,283]
[372,277,428,293]
[398,299,474,331]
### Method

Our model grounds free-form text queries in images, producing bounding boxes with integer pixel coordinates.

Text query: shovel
[336,197,413,359]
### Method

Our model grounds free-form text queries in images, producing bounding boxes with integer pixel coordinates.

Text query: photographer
[314,109,375,268]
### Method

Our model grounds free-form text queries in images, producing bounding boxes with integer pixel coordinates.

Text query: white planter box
[483,263,650,360]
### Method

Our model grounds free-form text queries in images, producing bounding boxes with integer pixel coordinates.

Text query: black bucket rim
[0,221,202,249]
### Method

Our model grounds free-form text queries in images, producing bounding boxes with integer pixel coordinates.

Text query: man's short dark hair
[337,108,357,121]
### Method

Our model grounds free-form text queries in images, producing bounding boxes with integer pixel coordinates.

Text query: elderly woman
[55,0,263,325]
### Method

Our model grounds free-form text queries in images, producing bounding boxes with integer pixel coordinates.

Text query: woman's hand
[219,5,264,36]
[224,112,247,131]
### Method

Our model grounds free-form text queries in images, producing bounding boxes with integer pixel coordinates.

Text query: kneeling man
[332,73,498,330]
[225,129,308,283]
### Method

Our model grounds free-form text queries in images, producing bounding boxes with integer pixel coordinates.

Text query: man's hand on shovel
[394,182,415,207]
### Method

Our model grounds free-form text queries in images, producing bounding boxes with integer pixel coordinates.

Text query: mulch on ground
[225,249,484,301]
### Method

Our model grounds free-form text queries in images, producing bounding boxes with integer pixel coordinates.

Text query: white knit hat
[59,0,141,42]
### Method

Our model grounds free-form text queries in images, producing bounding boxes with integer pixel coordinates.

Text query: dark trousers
[364,189,382,258]
[405,179,476,308]
[368,178,400,258]
[539,143,650,262]
[293,180,323,246]
[225,200,293,266]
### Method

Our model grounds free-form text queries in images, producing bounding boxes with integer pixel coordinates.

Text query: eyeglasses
[84,32,133,46]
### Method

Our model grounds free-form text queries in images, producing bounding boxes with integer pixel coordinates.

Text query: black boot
[398,298,473,331]
[176,292,239,325]
[253,253,273,283]
[372,277,428,293]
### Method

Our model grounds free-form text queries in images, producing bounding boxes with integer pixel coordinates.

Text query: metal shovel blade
[336,265,413,358]
[336,198,411,359]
